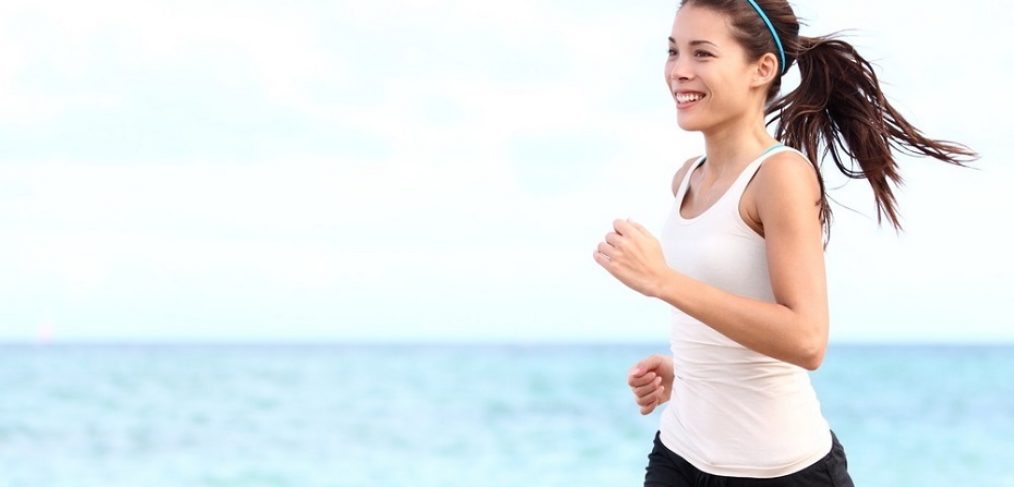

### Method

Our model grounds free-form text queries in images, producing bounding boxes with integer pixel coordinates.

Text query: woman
[591,1,977,485]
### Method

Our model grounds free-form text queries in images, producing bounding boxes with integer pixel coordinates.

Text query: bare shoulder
[753,150,821,223]
[670,155,701,198]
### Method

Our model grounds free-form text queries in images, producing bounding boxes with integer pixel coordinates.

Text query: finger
[593,249,611,267]
[638,381,666,401]
[636,396,661,410]
[613,218,630,236]
[630,355,662,377]
[633,376,663,396]
[644,385,669,411]
[615,217,646,237]
[627,218,649,235]
[628,371,657,387]
[637,391,660,408]
[636,354,664,370]
[596,242,614,259]
[635,381,662,403]
[628,364,645,378]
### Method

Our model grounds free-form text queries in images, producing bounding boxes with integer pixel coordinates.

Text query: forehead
[670,5,735,44]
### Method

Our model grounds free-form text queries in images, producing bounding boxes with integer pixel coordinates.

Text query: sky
[1,0,1011,344]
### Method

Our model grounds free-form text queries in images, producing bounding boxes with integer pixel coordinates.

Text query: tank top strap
[722,144,800,204]
[675,154,707,203]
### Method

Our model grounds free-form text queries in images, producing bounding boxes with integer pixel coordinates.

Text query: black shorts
[644,430,855,487]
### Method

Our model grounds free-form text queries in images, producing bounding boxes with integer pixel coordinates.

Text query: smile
[675,91,707,109]
[676,92,706,103]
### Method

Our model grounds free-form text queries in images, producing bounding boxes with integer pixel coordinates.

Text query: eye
[667,48,677,57]
[694,50,713,58]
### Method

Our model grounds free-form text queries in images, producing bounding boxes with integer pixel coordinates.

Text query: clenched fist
[627,353,675,415]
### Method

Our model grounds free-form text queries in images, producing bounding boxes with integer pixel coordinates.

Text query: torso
[658,146,832,477]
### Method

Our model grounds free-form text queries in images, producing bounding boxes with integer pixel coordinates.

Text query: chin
[676,114,706,132]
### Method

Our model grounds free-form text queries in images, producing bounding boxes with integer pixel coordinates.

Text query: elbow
[800,346,825,371]
[799,328,828,371]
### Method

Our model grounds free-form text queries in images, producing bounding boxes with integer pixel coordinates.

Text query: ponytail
[767,33,979,244]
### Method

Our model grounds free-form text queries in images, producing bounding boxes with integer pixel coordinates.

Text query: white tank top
[657,144,833,478]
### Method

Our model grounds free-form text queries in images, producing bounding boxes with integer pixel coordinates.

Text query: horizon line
[1,337,1012,347]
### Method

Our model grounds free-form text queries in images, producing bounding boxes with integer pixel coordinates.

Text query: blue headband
[744,0,788,75]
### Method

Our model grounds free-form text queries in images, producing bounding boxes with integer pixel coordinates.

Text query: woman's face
[664,5,765,132]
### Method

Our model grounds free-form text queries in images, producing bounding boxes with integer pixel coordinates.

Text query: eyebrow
[667,36,719,48]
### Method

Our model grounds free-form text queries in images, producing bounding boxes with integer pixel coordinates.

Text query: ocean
[1,343,1011,487]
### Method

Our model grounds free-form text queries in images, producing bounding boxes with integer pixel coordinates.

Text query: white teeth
[676,93,705,103]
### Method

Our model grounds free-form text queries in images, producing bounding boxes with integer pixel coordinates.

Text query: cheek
[722,67,755,93]
[704,72,743,102]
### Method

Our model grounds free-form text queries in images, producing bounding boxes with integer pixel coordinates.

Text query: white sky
[1,0,1011,343]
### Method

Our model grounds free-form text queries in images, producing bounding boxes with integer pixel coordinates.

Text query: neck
[700,107,780,176]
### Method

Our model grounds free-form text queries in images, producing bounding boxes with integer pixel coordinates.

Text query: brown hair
[679,0,979,245]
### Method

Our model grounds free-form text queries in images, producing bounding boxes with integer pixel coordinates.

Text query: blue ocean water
[1,343,1012,487]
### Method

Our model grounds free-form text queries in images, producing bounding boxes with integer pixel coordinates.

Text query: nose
[667,55,692,82]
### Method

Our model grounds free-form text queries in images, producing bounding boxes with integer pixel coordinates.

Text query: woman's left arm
[594,153,828,370]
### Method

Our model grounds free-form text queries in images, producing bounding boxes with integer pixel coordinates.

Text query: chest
[680,167,766,238]
[659,204,773,300]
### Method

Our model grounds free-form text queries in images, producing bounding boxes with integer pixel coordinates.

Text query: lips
[673,89,707,111]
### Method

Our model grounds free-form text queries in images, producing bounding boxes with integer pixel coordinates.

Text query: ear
[750,52,780,88]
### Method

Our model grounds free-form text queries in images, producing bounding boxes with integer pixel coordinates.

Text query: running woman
[592,1,977,485]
